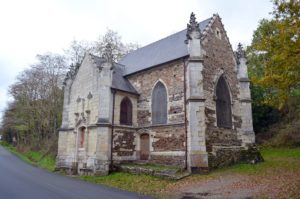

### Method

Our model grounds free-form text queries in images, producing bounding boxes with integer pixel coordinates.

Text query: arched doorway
[140,134,150,160]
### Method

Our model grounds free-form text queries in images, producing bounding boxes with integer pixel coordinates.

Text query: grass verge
[214,147,300,175]
[80,172,174,198]
[1,141,299,198]
[0,141,56,171]
[81,147,300,198]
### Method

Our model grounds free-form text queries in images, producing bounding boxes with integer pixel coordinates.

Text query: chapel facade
[56,13,260,175]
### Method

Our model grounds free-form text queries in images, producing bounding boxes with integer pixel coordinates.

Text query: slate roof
[87,16,213,95]
[119,17,212,76]
[89,54,139,95]
[111,63,139,95]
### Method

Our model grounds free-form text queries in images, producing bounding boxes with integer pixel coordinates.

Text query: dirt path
[171,174,255,199]
[164,171,300,199]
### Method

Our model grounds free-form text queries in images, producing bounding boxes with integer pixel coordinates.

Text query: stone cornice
[137,122,185,129]
[239,77,250,82]
[188,56,204,62]
[240,98,252,103]
[59,122,186,131]
[113,125,137,129]
[187,97,206,102]
[95,123,112,127]
[58,128,74,132]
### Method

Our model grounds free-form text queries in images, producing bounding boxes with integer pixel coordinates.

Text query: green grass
[78,147,300,198]
[211,147,300,175]
[0,141,56,171]
[1,140,299,198]
[80,172,174,198]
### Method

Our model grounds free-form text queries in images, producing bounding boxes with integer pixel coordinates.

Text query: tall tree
[64,39,92,66]
[64,30,139,74]
[91,29,139,62]
[1,53,68,150]
[248,0,300,108]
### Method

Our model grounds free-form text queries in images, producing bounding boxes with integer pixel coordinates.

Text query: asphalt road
[0,146,151,199]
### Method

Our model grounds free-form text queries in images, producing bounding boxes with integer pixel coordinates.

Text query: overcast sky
[0,0,273,121]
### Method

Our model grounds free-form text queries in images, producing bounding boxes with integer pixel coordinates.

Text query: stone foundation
[149,154,185,167]
[56,155,110,176]
[208,145,263,169]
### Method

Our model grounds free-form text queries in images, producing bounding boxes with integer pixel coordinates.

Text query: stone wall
[57,130,75,168]
[127,59,185,126]
[111,124,186,166]
[208,145,263,169]
[66,56,110,127]
[112,127,136,161]
[136,124,186,167]
[125,61,186,166]
[151,125,185,152]
[202,16,242,153]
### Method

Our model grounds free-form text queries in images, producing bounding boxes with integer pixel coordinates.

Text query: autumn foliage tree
[248,0,300,109]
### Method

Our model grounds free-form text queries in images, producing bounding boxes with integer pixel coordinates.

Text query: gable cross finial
[188,12,199,32]
[102,43,113,64]
[236,43,246,65]
[237,43,246,58]
[186,12,201,43]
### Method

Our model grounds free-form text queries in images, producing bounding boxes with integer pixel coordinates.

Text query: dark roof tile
[112,63,139,95]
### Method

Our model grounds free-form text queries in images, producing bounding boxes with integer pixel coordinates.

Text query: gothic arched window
[216,75,232,128]
[120,97,133,125]
[152,82,167,124]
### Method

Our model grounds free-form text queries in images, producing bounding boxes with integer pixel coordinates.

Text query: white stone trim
[201,14,218,39]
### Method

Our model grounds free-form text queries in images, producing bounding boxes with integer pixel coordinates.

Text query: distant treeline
[0,29,139,153]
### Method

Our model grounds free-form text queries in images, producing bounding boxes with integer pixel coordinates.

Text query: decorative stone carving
[236,43,246,65]
[187,12,200,35]
[87,92,93,100]
[186,12,201,43]
[102,43,113,64]
[63,63,80,86]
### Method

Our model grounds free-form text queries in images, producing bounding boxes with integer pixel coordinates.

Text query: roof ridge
[120,29,186,61]
[120,17,213,61]
[119,15,215,76]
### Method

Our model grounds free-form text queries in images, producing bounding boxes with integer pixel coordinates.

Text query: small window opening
[120,97,133,125]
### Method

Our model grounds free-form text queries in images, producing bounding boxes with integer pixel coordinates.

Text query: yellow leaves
[249,8,300,109]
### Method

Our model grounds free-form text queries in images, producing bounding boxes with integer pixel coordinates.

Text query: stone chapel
[56,13,261,175]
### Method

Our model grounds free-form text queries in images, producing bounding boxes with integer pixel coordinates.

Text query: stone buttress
[185,13,209,172]
[236,43,255,145]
